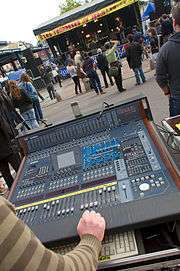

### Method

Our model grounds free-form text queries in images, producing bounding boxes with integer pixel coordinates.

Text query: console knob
[139,183,150,192]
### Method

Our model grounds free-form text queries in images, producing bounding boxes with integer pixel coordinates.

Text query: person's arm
[0,197,104,271]
[109,41,118,54]
[156,49,170,96]
[28,82,38,96]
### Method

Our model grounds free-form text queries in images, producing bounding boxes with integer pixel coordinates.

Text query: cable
[153,121,180,153]
[98,102,114,120]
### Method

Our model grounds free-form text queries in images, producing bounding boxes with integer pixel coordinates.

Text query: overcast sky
[0,0,60,44]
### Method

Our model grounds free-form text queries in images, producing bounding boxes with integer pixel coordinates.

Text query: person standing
[82,52,105,95]
[161,14,174,43]
[77,63,91,92]
[126,34,146,86]
[74,51,83,66]
[0,86,20,128]
[148,28,159,67]
[19,73,44,123]
[156,3,180,117]
[52,65,62,87]
[96,48,114,88]
[105,41,126,93]
[67,60,82,95]
[0,91,21,189]
[9,81,39,129]
[41,66,57,100]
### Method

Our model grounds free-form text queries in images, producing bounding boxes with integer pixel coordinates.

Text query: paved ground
[41,59,169,126]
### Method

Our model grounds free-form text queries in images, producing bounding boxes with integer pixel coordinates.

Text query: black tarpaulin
[34,0,126,36]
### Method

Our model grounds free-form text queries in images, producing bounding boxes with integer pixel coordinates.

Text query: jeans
[133,67,146,85]
[101,68,114,88]
[169,97,180,117]
[21,108,39,129]
[87,70,102,94]
[33,100,43,122]
[72,76,82,94]
[0,153,21,188]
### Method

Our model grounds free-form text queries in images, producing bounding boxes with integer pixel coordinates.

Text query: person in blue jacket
[19,73,44,123]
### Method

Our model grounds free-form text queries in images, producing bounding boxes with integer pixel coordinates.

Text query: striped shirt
[0,196,102,271]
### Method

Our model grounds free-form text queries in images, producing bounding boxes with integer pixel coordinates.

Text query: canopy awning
[34,0,138,41]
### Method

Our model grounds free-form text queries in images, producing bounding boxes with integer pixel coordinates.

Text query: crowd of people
[63,11,175,97]
[0,72,47,194]
[63,6,180,119]
[66,40,127,96]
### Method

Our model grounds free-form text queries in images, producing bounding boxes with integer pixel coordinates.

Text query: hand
[162,86,170,96]
[77,210,106,242]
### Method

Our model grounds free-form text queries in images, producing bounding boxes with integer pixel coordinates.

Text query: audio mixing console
[9,96,180,251]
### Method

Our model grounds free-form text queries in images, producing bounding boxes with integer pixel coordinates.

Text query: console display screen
[57,151,76,169]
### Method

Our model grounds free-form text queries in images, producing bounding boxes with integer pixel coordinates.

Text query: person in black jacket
[156,3,180,117]
[161,14,174,43]
[126,34,146,85]
[96,48,114,88]
[41,66,56,100]
[0,91,21,189]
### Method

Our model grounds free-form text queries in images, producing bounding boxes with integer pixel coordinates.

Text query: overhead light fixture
[86,34,90,38]
[111,29,114,32]
[100,23,103,26]
[83,24,87,27]
[97,30,102,33]
[81,31,84,33]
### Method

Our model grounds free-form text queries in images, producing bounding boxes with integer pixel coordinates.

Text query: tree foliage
[60,0,81,14]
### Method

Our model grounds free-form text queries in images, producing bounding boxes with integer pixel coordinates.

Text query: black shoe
[119,88,126,92]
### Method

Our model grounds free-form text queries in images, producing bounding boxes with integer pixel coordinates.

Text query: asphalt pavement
[41,60,169,126]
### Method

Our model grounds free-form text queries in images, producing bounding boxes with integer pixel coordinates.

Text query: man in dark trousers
[41,66,56,100]
[0,91,21,189]
[105,41,126,93]
[126,34,146,86]
[96,48,114,88]
[156,3,180,117]
[82,52,105,95]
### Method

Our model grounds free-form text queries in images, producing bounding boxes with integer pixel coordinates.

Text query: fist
[77,210,105,241]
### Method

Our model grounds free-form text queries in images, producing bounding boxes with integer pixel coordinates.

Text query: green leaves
[60,0,81,14]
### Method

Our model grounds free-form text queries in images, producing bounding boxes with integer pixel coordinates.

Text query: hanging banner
[37,0,138,41]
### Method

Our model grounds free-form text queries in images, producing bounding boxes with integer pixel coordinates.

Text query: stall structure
[33,0,141,58]
[0,43,50,88]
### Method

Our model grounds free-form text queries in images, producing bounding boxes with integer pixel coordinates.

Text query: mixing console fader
[9,96,180,247]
